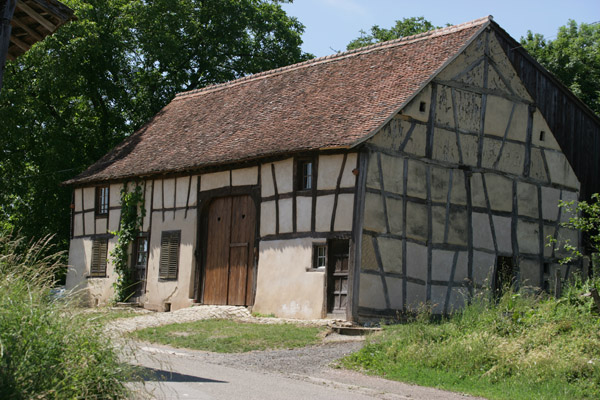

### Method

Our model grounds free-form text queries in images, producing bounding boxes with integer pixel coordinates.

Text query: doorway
[327,239,350,314]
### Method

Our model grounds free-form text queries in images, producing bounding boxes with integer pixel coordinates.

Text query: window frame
[134,233,149,269]
[158,230,181,280]
[296,157,315,192]
[89,238,108,278]
[309,242,327,271]
[95,185,109,217]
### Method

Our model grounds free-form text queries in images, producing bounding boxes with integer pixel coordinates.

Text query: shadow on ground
[135,366,227,384]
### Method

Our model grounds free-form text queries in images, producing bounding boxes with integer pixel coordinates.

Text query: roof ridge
[174,16,493,101]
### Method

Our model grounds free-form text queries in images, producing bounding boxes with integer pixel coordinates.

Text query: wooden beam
[11,15,42,41]
[10,33,29,51]
[16,1,56,32]
[1,0,17,93]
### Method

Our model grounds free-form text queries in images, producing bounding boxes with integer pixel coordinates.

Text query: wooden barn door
[203,195,256,306]
[327,239,349,314]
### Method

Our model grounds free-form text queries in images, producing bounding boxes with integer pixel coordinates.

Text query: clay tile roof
[65,16,491,185]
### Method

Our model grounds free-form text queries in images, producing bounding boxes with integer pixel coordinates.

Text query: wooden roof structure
[6,0,74,60]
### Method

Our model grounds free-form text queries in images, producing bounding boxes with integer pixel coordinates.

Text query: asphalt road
[129,340,483,400]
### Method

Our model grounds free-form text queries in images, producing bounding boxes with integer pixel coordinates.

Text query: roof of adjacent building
[66,16,492,185]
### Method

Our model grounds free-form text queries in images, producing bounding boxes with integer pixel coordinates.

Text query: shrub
[0,232,135,399]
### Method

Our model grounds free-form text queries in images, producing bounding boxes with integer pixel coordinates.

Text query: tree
[0,0,311,251]
[347,17,441,50]
[521,20,600,115]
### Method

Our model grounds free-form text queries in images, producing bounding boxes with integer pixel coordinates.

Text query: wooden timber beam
[16,1,56,32]
[11,14,42,41]
[1,0,17,92]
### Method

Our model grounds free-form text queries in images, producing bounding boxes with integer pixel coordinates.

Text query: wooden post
[554,269,562,298]
[0,0,17,93]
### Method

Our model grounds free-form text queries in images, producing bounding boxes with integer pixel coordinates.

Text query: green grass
[133,319,325,352]
[73,307,145,325]
[341,286,600,400]
[0,232,138,399]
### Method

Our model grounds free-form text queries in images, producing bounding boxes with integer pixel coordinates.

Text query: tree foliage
[0,0,310,250]
[347,17,441,50]
[521,20,600,115]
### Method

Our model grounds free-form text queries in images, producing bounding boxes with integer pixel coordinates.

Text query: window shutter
[159,231,180,280]
[90,239,108,277]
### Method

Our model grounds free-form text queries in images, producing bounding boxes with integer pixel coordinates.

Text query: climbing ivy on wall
[110,182,146,302]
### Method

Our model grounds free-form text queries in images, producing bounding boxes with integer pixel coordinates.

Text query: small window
[539,130,546,141]
[90,239,108,277]
[297,159,313,190]
[159,230,180,280]
[95,186,109,216]
[419,101,427,112]
[135,235,149,268]
[313,244,327,269]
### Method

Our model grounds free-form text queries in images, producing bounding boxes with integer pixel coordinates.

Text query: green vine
[110,182,146,302]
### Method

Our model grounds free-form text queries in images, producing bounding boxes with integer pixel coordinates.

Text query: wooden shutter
[159,231,180,280]
[90,239,108,277]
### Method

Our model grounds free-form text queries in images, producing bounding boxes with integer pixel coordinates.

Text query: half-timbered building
[64,17,600,321]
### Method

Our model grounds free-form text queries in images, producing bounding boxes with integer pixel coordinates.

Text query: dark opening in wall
[539,130,546,141]
[419,101,426,112]
[494,256,514,299]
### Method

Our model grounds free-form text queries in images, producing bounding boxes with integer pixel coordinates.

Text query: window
[313,244,327,269]
[90,239,108,277]
[159,230,180,280]
[134,235,148,268]
[297,159,313,190]
[95,186,109,216]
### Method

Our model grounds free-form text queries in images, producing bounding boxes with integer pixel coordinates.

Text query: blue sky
[281,0,599,57]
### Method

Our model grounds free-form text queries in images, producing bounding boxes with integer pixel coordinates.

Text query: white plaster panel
[406,159,427,200]
[459,133,479,167]
[405,281,426,309]
[142,181,153,231]
[200,170,230,192]
[175,177,191,208]
[473,250,495,285]
[261,163,275,197]
[378,236,403,275]
[472,212,494,251]
[493,215,512,254]
[496,141,526,176]
[555,227,579,259]
[83,212,95,236]
[430,167,449,203]
[253,238,325,319]
[431,249,455,281]
[406,242,427,282]
[65,238,89,292]
[260,201,276,236]
[437,35,484,80]
[73,214,83,237]
[386,277,403,310]
[380,153,404,194]
[95,217,107,234]
[520,258,542,287]
[431,206,446,244]
[187,176,198,206]
[278,198,293,234]
[486,174,513,212]
[232,166,258,186]
[541,186,561,221]
[450,171,467,205]
[529,148,549,182]
[315,195,335,232]
[544,150,580,190]
[432,128,461,164]
[366,151,381,190]
[506,103,528,142]
[517,220,540,254]
[386,196,403,236]
[359,273,387,310]
[517,181,538,218]
[296,196,312,232]
[532,110,560,150]
[430,285,447,314]
[369,117,404,150]
[152,180,163,209]
[481,137,502,170]
[447,208,468,246]
[162,179,175,209]
[274,159,293,194]
[435,85,455,128]
[144,209,197,311]
[334,194,354,232]
[109,184,122,207]
[487,64,511,94]
[544,224,556,257]
[340,153,358,188]
[448,287,467,312]
[400,84,431,123]
[470,173,486,208]
[484,95,513,137]
[405,201,428,241]
[454,89,482,133]
[487,34,532,101]
[559,191,578,223]
[74,188,83,212]
[363,192,387,233]
[317,154,344,190]
[83,187,95,210]
[108,209,120,232]
[401,122,427,157]
[361,234,378,271]
[454,251,469,283]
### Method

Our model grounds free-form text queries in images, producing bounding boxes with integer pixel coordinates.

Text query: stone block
[378,237,403,275]
[406,242,428,282]
[517,181,538,218]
